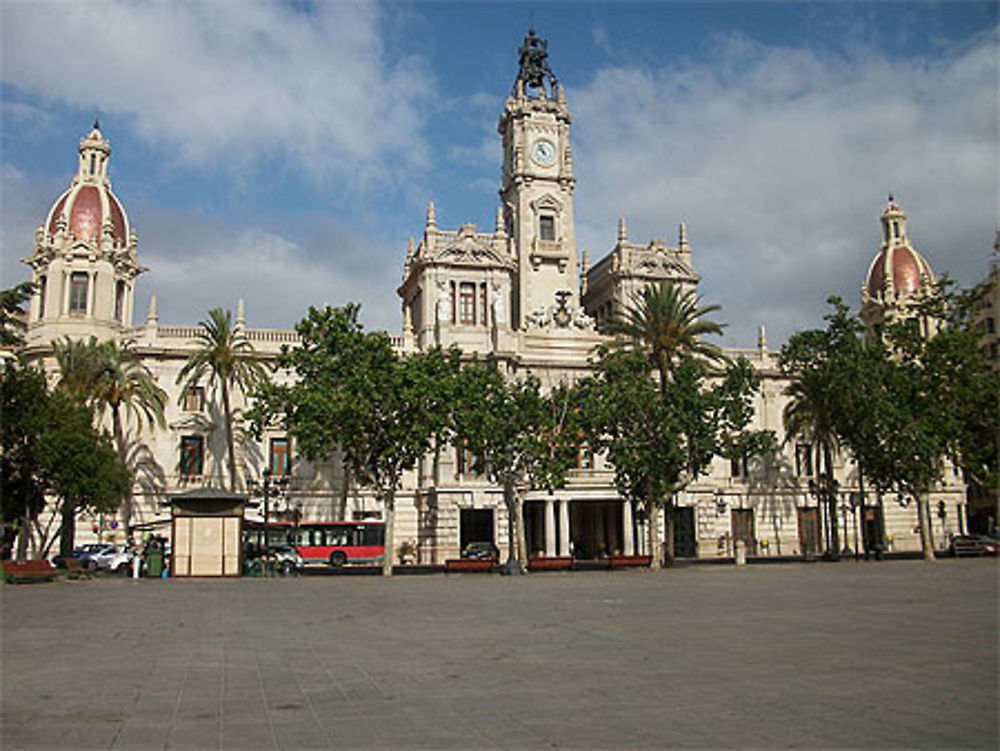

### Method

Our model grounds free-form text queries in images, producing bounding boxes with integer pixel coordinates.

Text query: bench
[527,556,574,571]
[445,558,496,573]
[608,554,652,569]
[1,559,59,584]
[63,558,93,579]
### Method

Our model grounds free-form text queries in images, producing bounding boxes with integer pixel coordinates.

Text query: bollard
[131,555,141,579]
[734,539,747,566]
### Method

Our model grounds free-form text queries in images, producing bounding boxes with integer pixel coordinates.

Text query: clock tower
[498,29,578,329]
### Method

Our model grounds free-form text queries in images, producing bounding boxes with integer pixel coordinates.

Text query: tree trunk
[381,486,395,577]
[16,517,31,561]
[857,461,867,554]
[916,492,936,562]
[647,501,662,570]
[502,477,525,574]
[59,501,77,558]
[112,404,133,532]
[336,463,351,522]
[663,497,676,567]
[823,441,840,557]
[222,379,237,492]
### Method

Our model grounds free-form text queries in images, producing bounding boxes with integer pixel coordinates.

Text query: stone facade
[16,33,967,564]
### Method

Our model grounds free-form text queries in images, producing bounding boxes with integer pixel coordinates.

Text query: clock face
[531,139,556,167]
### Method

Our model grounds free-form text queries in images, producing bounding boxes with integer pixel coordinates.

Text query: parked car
[89,545,135,573]
[269,545,303,575]
[948,534,1000,557]
[461,541,500,561]
[51,543,106,570]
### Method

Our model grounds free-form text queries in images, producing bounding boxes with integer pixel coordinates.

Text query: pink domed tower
[860,196,936,331]
[22,122,145,345]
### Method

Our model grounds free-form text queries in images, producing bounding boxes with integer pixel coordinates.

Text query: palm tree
[602,281,727,395]
[54,336,167,530]
[53,336,104,403]
[91,341,167,528]
[177,308,266,492]
[600,281,728,566]
[782,368,840,557]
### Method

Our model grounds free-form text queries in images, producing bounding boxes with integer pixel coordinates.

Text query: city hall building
[17,33,966,566]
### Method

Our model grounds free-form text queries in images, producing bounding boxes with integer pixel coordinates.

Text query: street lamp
[247,468,289,548]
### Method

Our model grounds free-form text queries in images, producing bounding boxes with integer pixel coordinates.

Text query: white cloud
[133,209,403,334]
[2,1,433,188]
[571,28,999,347]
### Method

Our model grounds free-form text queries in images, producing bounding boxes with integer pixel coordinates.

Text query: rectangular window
[69,272,88,315]
[457,441,483,476]
[180,436,204,478]
[459,283,476,325]
[730,455,749,479]
[539,215,556,241]
[986,317,996,335]
[795,444,813,478]
[576,443,594,470]
[183,386,204,412]
[269,437,291,476]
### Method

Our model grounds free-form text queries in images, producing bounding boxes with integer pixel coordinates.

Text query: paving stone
[3,559,998,750]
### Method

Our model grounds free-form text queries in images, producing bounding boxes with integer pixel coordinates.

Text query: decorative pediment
[530,193,563,213]
[634,254,693,277]
[432,226,510,267]
[626,244,695,279]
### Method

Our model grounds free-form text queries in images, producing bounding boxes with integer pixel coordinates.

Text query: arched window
[114,280,126,322]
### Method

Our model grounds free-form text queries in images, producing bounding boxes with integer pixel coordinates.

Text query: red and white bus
[288,521,385,567]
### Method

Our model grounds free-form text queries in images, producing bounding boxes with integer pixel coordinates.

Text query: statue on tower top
[516,28,558,95]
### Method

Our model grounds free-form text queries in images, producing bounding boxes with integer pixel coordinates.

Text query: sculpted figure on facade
[435,280,450,325]
[490,282,506,327]
[516,28,557,92]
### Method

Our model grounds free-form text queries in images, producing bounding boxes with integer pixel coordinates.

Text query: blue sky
[2,1,997,347]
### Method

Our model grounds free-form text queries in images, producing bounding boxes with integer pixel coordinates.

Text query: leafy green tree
[452,359,579,573]
[0,282,34,347]
[177,308,266,492]
[42,390,131,557]
[580,349,772,568]
[782,287,998,561]
[601,280,727,395]
[251,304,460,576]
[873,280,999,558]
[1,361,130,559]
[1,362,50,559]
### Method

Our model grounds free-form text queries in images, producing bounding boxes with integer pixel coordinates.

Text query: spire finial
[236,298,245,328]
[426,201,437,230]
[93,118,101,131]
[678,222,689,251]
[617,216,628,244]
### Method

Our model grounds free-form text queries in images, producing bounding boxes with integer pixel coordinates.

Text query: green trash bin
[145,547,163,578]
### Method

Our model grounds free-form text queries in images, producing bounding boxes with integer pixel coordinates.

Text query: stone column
[623,500,635,556]
[559,500,570,557]
[545,499,556,556]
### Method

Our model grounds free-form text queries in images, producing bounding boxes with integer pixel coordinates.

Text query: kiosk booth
[169,489,248,577]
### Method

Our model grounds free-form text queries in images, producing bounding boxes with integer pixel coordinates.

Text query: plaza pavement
[1,558,997,751]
